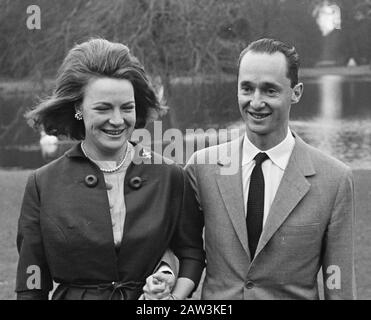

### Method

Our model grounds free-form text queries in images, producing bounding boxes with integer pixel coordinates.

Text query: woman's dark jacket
[15,142,205,299]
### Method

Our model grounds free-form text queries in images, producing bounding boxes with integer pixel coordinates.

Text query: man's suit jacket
[185,132,356,300]
[16,142,205,299]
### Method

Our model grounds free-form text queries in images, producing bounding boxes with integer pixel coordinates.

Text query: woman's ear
[291,83,304,104]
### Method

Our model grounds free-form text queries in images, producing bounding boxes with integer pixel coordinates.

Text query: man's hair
[238,38,300,88]
[26,38,165,140]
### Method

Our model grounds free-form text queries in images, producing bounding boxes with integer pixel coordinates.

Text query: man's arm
[321,168,357,299]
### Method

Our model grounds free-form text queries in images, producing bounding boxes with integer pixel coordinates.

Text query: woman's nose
[109,109,124,126]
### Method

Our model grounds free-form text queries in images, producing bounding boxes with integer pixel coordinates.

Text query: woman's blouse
[94,143,135,247]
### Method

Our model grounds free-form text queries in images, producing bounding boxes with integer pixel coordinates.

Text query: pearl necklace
[81,142,130,173]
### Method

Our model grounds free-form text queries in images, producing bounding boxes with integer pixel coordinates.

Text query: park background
[0,0,371,299]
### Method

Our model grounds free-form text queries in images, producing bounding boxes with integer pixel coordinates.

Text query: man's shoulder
[192,142,224,157]
[188,137,240,164]
[298,138,351,176]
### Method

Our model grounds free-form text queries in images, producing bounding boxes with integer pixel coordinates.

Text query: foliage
[1,0,369,80]
[1,0,371,147]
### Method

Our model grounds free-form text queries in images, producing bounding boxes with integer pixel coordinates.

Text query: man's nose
[109,109,124,126]
[250,90,264,109]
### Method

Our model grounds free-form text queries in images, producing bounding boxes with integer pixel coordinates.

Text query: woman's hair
[26,38,165,140]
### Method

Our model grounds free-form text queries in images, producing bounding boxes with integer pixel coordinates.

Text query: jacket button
[245,280,254,289]
[85,175,98,188]
[129,176,142,189]
[106,182,113,190]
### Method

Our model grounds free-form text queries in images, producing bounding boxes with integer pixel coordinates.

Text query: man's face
[238,51,303,149]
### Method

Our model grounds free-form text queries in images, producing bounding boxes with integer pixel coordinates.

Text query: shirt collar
[242,128,295,170]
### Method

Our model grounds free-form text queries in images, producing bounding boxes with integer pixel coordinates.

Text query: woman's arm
[168,168,205,298]
[141,168,205,300]
[142,274,194,300]
[170,277,195,299]
[16,172,52,300]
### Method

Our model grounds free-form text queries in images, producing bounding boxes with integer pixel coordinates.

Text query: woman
[16,38,205,300]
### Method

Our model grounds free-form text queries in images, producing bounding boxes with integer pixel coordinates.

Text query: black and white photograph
[0,0,370,303]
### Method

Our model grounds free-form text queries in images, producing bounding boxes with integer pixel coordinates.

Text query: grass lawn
[1,169,370,300]
[0,169,31,299]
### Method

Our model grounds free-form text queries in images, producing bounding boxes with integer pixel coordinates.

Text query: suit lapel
[254,134,316,258]
[215,136,251,259]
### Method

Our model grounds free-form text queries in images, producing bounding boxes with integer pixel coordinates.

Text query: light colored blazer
[185,133,356,300]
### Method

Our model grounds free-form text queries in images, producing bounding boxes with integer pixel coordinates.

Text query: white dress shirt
[242,129,295,227]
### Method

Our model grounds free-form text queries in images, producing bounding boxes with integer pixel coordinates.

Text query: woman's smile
[101,128,125,137]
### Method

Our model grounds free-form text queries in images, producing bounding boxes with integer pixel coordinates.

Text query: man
[185,38,356,299]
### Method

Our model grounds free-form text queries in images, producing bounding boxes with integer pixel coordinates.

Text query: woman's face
[80,77,136,161]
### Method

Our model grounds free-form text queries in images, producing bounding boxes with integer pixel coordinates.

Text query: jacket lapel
[65,142,120,278]
[215,136,251,259]
[254,134,316,258]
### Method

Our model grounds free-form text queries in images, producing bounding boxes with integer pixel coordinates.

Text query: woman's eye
[94,105,110,111]
[121,105,135,111]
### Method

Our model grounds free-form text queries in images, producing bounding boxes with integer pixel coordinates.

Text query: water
[1,74,371,169]
[168,74,371,169]
[290,75,371,169]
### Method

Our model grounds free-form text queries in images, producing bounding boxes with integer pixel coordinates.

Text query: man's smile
[247,111,272,120]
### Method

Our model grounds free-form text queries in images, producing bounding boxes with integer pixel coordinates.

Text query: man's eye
[267,88,277,95]
[241,86,253,93]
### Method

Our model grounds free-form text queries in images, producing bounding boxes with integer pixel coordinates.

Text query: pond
[1,74,371,169]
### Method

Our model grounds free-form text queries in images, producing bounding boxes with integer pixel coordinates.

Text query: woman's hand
[140,271,176,300]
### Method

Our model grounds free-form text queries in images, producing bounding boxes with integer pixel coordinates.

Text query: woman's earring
[75,110,83,120]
